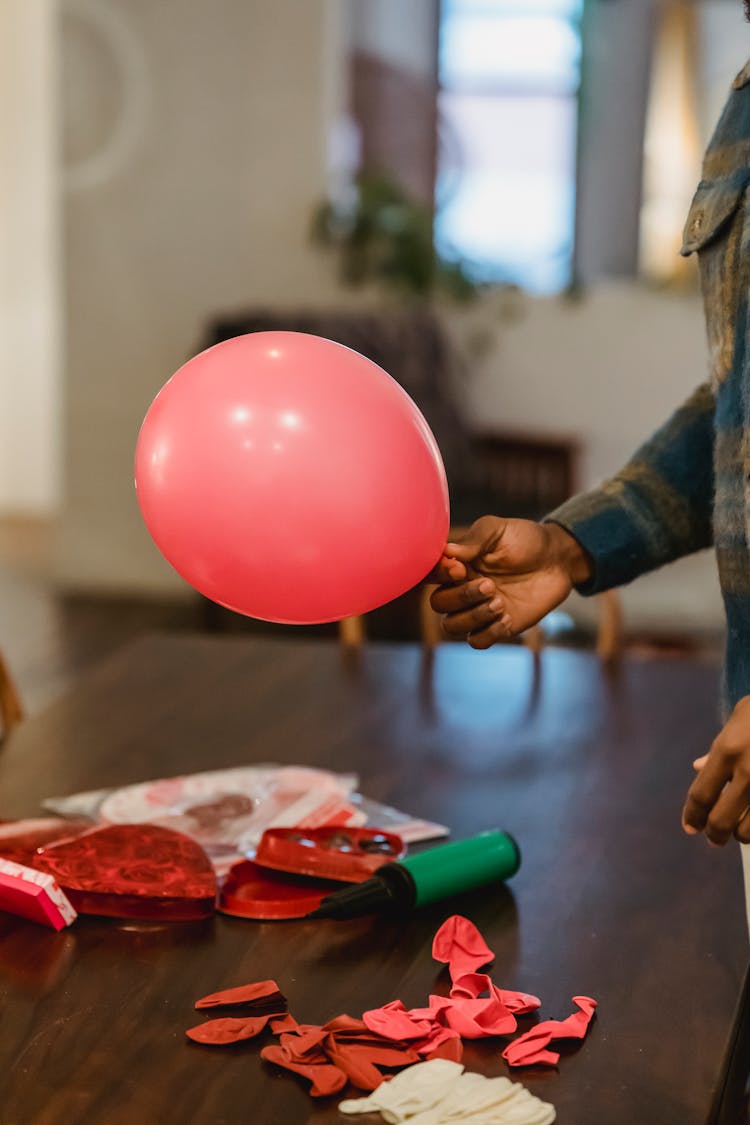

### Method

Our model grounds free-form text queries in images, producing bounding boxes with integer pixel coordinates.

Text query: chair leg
[0,650,24,736]
[596,591,623,662]
[521,625,544,654]
[339,616,366,647]
[419,585,444,648]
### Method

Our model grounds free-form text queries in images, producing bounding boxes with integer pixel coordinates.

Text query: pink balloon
[135,331,449,623]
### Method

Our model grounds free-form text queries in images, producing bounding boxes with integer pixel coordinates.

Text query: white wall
[58,0,350,592]
[0,0,62,515]
[698,2,750,145]
[454,285,707,489]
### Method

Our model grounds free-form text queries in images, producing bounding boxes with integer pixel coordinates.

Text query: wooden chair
[0,646,24,737]
[416,585,620,661]
[415,585,622,661]
[593,589,623,662]
[340,581,623,662]
[338,615,366,647]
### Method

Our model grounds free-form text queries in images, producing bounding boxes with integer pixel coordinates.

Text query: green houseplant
[312,172,479,303]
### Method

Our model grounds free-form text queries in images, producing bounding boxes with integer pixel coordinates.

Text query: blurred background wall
[58,0,352,592]
[0,1,61,516]
[3,0,750,641]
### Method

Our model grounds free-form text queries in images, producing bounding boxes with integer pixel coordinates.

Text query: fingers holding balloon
[429,554,468,584]
[430,578,497,616]
[434,580,510,643]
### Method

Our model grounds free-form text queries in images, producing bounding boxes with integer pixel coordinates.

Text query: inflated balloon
[135,332,449,623]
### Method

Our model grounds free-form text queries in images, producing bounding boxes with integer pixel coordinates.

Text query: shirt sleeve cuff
[544,499,648,596]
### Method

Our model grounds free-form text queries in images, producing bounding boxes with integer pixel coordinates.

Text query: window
[435,0,583,294]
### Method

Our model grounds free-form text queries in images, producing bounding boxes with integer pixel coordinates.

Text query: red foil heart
[33,824,217,920]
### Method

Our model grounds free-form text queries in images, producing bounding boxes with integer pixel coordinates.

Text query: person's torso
[682,60,750,706]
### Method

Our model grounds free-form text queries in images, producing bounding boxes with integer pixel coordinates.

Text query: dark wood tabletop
[0,634,747,1125]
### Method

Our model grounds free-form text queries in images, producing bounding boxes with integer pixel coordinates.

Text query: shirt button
[691,212,704,234]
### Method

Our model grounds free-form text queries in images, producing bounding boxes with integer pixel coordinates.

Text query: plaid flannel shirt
[548,59,750,708]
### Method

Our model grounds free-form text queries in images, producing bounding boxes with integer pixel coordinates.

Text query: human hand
[429,516,592,650]
[682,696,750,845]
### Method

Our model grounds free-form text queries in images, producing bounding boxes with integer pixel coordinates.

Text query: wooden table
[0,635,747,1125]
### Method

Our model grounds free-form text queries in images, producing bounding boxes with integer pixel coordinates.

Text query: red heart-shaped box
[34,824,217,921]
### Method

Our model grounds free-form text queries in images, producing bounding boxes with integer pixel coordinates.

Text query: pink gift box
[0,857,77,931]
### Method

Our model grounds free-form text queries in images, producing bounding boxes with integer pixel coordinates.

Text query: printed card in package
[43,765,448,877]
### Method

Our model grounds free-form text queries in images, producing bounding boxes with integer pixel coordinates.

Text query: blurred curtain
[574,0,656,283]
[639,1,701,284]
[348,0,439,204]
